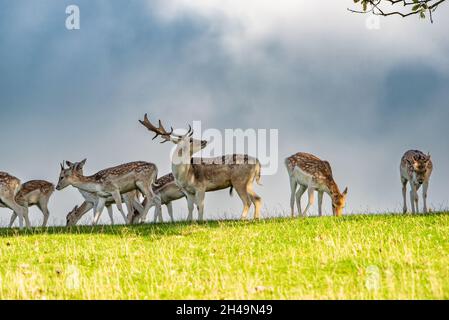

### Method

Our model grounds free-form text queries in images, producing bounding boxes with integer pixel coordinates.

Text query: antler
[139,114,193,143]
[139,114,174,143]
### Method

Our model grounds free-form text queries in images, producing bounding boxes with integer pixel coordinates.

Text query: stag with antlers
[139,115,262,221]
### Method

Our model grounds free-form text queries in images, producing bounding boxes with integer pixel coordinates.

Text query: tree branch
[348,0,447,23]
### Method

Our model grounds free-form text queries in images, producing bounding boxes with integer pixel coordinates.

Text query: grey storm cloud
[0,0,448,225]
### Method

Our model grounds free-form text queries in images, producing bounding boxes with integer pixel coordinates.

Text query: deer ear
[343,187,348,196]
[76,159,87,170]
[66,161,74,167]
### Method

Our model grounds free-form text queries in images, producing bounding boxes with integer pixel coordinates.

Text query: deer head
[139,114,208,163]
[66,205,80,226]
[332,187,348,217]
[413,153,431,185]
[56,159,87,190]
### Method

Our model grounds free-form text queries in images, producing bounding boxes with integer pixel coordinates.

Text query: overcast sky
[1,0,448,226]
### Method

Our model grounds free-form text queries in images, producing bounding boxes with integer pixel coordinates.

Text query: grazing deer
[139,115,262,221]
[62,161,140,226]
[285,152,348,217]
[132,173,187,224]
[8,180,54,227]
[56,159,161,225]
[400,150,433,214]
[66,190,140,226]
[0,172,29,229]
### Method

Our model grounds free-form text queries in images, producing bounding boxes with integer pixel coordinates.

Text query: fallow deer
[285,152,348,217]
[7,180,54,227]
[56,159,161,225]
[62,160,140,226]
[0,172,29,229]
[400,150,433,214]
[132,173,187,224]
[139,115,262,221]
[66,190,140,226]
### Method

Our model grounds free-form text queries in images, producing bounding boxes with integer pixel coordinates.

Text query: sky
[0,0,448,226]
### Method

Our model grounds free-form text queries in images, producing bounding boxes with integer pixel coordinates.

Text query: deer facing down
[400,150,433,214]
[66,190,140,226]
[8,180,54,227]
[139,115,262,221]
[286,152,348,217]
[56,159,161,225]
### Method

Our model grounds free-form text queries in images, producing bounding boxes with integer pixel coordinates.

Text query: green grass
[0,213,448,300]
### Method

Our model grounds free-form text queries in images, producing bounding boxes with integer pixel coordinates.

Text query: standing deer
[285,152,348,217]
[7,180,54,227]
[139,115,262,221]
[56,159,161,225]
[400,150,433,214]
[62,160,140,226]
[132,173,187,224]
[0,172,29,229]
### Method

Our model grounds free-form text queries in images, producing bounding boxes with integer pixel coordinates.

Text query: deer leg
[1,196,28,229]
[317,191,324,217]
[9,212,17,228]
[295,185,307,217]
[107,205,114,225]
[167,202,174,222]
[122,194,133,224]
[153,203,161,223]
[289,177,298,217]
[92,198,106,225]
[422,181,429,213]
[415,183,421,213]
[234,185,251,220]
[152,196,163,223]
[37,200,50,228]
[195,190,206,222]
[409,181,416,214]
[131,199,145,224]
[111,190,127,221]
[136,181,160,224]
[185,193,195,222]
[302,187,315,218]
[401,178,408,214]
[246,182,262,220]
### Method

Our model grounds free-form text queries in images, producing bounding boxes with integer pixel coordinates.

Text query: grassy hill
[0,213,448,300]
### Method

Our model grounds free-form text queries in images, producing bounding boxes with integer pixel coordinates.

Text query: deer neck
[70,173,101,193]
[171,146,194,187]
[326,179,341,200]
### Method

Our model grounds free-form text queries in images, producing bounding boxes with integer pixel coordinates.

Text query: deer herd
[0,115,434,229]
